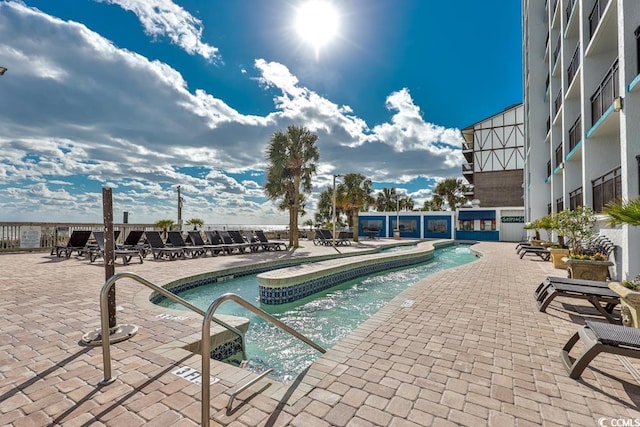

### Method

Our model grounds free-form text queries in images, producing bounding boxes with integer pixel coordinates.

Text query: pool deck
[2,239,640,426]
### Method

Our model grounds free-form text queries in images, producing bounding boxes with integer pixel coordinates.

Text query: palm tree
[264,125,320,247]
[155,219,174,239]
[185,218,204,230]
[316,187,342,228]
[433,178,468,211]
[421,195,444,211]
[336,173,374,242]
[400,196,414,211]
[375,187,398,212]
[604,198,640,226]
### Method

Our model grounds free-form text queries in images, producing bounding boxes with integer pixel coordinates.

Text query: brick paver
[2,240,640,426]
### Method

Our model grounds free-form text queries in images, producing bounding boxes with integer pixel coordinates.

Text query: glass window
[427,219,448,233]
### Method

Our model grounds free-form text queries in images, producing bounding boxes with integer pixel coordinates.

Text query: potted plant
[546,213,570,269]
[605,198,640,327]
[609,277,640,328]
[524,218,542,245]
[557,207,612,281]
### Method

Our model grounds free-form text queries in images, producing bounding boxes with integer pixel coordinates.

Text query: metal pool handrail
[201,293,326,426]
[98,272,246,384]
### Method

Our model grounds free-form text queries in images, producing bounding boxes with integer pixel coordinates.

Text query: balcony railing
[567,43,580,85]
[568,116,581,151]
[592,166,621,213]
[547,161,552,178]
[554,90,563,117]
[569,187,583,210]
[589,0,610,40]
[565,0,577,23]
[546,116,551,134]
[556,197,564,213]
[555,144,563,168]
[552,36,561,66]
[462,164,473,173]
[591,59,619,125]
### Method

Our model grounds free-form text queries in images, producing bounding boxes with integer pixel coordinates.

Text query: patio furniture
[90,231,143,265]
[144,231,186,260]
[561,320,640,379]
[51,230,92,258]
[167,231,206,258]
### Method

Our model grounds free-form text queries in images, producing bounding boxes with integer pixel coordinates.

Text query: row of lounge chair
[51,229,286,263]
[517,235,615,262]
[313,229,351,246]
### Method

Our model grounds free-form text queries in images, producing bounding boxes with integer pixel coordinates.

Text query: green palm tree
[433,178,468,211]
[336,173,374,242]
[400,196,414,211]
[422,195,444,211]
[604,198,640,226]
[155,219,174,239]
[264,125,320,248]
[185,218,204,230]
[375,187,398,212]
[316,187,342,227]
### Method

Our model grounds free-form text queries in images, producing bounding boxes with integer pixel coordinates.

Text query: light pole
[177,185,183,228]
[332,174,342,246]
[395,195,400,239]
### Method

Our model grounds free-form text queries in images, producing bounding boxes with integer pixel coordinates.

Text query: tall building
[522,0,640,279]
[461,103,524,207]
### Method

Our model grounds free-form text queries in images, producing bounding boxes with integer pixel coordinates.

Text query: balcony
[462,163,473,174]
[589,0,610,40]
[591,59,619,126]
[565,0,577,24]
[556,197,564,213]
[547,161,552,178]
[569,187,583,210]
[567,43,580,86]
[555,144,563,169]
[592,166,621,213]
[568,116,581,152]
[554,90,563,118]
[546,116,551,135]
[552,36,561,68]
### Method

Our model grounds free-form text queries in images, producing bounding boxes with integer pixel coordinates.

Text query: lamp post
[332,174,342,246]
[177,185,183,228]
[395,196,400,239]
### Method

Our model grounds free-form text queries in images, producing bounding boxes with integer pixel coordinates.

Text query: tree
[264,125,320,247]
[316,187,342,228]
[556,206,596,255]
[400,196,414,211]
[185,218,204,230]
[336,173,374,242]
[433,178,468,211]
[604,198,640,226]
[421,195,444,211]
[155,219,174,239]
[375,187,398,212]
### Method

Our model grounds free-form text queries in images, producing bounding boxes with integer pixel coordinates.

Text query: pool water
[158,244,477,381]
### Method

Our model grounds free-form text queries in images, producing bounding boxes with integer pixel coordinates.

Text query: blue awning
[458,210,496,220]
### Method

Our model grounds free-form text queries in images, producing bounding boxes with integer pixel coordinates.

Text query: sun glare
[295,1,339,55]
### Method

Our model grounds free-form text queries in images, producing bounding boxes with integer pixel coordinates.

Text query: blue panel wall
[390,216,421,239]
[455,230,500,241]
[358,216,387,238]
[423,216,452,239]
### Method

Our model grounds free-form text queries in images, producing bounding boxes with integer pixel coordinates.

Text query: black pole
[103,187,117,330]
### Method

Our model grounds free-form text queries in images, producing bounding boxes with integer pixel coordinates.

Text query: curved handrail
[99,272,246,383]
[201,293,326,426]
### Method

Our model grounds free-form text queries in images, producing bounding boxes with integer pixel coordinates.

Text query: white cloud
[96,0,220,61]
[0,2,465,223]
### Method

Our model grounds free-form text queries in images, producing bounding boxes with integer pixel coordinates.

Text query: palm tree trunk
[352,211,359,242]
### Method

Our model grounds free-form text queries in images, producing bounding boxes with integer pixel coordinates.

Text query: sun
[295,1,339,54]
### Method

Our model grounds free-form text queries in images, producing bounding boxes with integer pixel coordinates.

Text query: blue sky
[0,0,522,225]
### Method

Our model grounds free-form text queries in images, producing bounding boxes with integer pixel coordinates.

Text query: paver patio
[1,240,640,426]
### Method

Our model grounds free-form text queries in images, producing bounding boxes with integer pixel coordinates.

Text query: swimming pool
[157,244,478,381]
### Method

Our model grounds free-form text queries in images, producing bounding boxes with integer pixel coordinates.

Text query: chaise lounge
[51,230,92,258]
[145,231,186,260]
[254,230,287,251]
[561,320,640,379]
[535,277,620,323]
[167,231,205,258]
[89,231,143,265]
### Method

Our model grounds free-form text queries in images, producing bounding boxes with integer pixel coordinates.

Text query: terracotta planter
[565,258,613,281]
[609,282,640,328]
[548,248,570,269]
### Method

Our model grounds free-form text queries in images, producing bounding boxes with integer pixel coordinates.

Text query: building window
[591,59,619,125]
[547,203,552,215]
[592,167,622,213]
[556,197,564,213]
[427,219,448,233]
[569,187,583,210]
